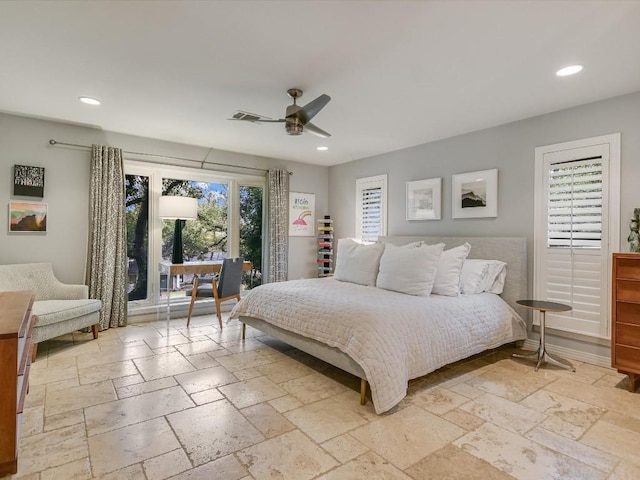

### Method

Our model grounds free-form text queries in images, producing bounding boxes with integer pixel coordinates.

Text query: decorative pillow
[376,242,445,296]
[460,260,489,295]
[485,261,507,294]
[460,259,507,294]
[432,243,471,296]
[333,238,385,286]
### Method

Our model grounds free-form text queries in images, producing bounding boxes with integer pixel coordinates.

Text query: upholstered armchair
[0,263,102,361]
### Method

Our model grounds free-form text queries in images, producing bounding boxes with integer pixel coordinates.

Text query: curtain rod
[48,139,292,175]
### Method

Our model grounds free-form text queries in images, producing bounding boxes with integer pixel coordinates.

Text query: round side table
[512,300,576,372]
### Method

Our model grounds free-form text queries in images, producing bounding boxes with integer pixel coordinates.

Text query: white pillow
[485,261,507,294]
[460,259,507,295]
[432,243,471,296]
[460,260,489,294]
[334,238,385,286]
[376,242,445,296]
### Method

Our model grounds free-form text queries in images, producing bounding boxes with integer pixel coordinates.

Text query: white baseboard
[127,300,235,324]
[523,339,611,368]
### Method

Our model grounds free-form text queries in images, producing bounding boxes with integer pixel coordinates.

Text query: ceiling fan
[230,88,331,138]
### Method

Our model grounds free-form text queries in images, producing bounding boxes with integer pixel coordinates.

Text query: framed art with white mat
[406,177,441,220]
[452,169,498,218]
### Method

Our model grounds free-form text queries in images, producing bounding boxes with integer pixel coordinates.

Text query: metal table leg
[513,310,575,372]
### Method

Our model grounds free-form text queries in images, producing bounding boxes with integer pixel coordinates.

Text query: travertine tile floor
[5,314,640,479]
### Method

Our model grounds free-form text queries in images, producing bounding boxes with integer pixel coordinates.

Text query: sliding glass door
[159,178,230,303]
[239,185,263,289]
[126,173,150,301]
[124,162,263,311]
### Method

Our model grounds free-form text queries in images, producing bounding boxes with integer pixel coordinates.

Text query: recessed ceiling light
[317,146,328,151]
[556,65,583,77]
[78,96,101,105]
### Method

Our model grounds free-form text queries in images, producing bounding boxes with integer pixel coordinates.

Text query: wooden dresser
[612,253,640,392]
[0,291,35,476]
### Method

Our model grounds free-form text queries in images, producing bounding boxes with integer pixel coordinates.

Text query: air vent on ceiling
[231,110,270,123]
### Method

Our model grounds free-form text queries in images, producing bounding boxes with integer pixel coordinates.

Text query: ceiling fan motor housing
[285,117,304,135]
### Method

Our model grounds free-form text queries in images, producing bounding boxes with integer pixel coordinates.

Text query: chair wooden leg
[31,342,38,363]
[92,324,99,339]
[187,277,199,327]
[215,299,223,329]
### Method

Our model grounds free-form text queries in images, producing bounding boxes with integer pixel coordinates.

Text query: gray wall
[0,112,328,283]
[329,90,640,358]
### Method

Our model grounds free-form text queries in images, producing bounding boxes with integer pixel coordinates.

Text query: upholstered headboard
[378,236,527,316]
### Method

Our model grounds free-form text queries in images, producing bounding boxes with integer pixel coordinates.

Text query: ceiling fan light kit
[230,88,331,138]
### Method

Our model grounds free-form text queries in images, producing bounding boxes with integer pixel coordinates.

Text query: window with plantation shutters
[535,135,620,340]
[356,174,387,241]
[547,159,603,249]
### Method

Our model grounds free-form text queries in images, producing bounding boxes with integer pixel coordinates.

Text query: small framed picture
[406,177,441,220]
[13,165,45,197]
[288,192,315,236]
[452,169,498,218]
[9,201,47,232]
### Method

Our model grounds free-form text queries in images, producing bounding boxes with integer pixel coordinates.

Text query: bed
[230,236,528,414]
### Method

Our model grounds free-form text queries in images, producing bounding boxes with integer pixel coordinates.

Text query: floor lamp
[159,196,198,264]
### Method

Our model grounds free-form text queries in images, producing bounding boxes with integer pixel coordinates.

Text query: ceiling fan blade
[304,122,331,138]
[298,94,331,123]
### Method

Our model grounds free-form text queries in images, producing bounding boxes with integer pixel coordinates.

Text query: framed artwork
[406,177,441,220]
[289,192,315,236]
[452,169,498,218]
[9,201,47,232]
[13,165,45,197]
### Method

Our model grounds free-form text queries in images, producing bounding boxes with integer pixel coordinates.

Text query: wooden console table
[159,261,251,325]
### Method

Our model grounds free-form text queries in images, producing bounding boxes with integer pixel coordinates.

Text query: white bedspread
[230,278,526,413]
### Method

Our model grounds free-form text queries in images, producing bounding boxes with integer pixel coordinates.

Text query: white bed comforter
[230,278,526,413]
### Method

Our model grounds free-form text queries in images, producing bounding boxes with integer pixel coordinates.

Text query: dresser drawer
[617,258,640,280]
[617,323,640,346]
[615,345,640,373]
[617,302,640,326]
[0,291,34,477]
[617,280,640,303]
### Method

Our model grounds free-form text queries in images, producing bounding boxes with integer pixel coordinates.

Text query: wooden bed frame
[239,236,528,406]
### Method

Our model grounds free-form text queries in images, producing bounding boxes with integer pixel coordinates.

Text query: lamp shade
[159,196,198,220]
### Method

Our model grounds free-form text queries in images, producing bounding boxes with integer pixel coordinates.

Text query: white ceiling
[1,1,639,167]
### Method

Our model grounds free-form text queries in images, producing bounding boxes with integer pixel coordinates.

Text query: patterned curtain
[86,145,127,329]
[266,169,289,282]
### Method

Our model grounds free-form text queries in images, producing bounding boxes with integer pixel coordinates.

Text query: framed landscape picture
[9,201,47,232]
[406,177,441,220]
[452,169,498,218]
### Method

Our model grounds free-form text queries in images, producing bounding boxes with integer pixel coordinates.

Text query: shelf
[317,216,333,277]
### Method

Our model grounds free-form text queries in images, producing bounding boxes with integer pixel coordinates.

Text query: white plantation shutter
[535,135,620,340]
[547,159,603,249]
[356,175,387,241]
[544,158,606,336]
